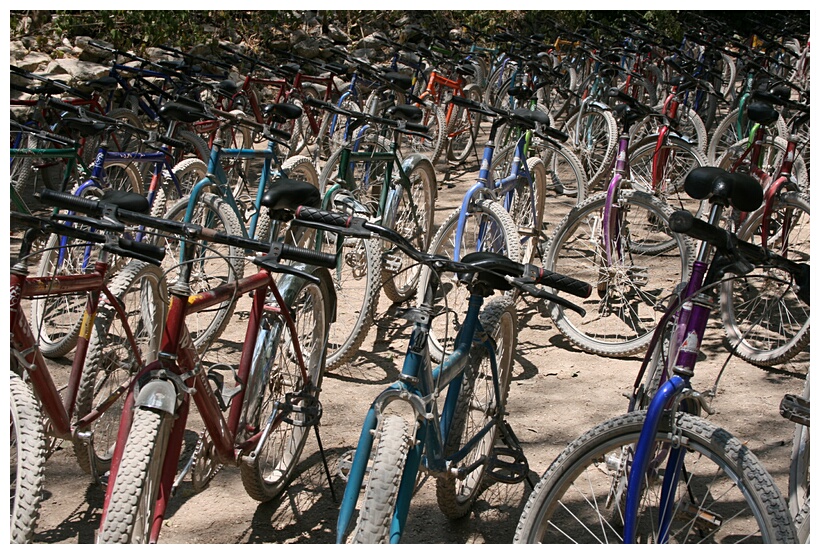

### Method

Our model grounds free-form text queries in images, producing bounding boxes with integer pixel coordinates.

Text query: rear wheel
[73,261,167,476]
[240,271,330,501]
[436,297,516,518]
[562,105,618,190]
[544,190,693,357]
[446,83,483,163]
[720,192,810,366]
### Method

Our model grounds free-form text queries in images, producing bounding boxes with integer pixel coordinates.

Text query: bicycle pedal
[673,500,722,534]
[780,393,810,427]
[337,448,369,483]
[486,446,529,484]
[383,252,403,273]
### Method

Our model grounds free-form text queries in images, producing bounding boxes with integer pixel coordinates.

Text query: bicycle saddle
[262,102,302,121]
[385,104,423,123]
[683,167,763,212]
[261,180,321,219]
[158,101,210,123]
[100,188,151,214]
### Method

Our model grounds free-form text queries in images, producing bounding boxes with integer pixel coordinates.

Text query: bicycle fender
[589,100,611,111]
[400,154,437,200]
[134,379,177,414]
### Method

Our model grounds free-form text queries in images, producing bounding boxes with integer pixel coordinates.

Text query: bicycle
[513,166,807,543]
[714,91,810,367]
[38,187,337,544]
[155,101,319,353]
[309,96,436,370]
[290,205,592,543]
[10,201,167,543]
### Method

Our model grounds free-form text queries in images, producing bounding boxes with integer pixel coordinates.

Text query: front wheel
[10,372,46,544]
[381,157,436,303]
[97,408,173,543]
[417,199,521,363]
[436,296,516,518]
[513,411,796,544]
[73,261,167,476]
[349,414,415,544]
[544,190,693,358]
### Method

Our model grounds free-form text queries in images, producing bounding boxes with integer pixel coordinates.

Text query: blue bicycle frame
[336,288,501,543]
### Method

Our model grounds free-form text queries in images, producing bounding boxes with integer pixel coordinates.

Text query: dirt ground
[25,147,809,545]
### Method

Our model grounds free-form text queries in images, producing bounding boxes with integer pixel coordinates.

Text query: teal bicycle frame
[336,280,501,543]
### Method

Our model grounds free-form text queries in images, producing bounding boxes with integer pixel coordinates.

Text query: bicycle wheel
[788,374,809,540]
[350,413,415,544]
[629,107,708,155]
[418,199,520,363]
[446,83,483,163]
[563,104,618,190]
[317,94,363,160]
[436,296,516,518]
[707,108,788,165]
[404,100,446,164]
[720,192,810,366]
[545,190,693,358]
[10,372,46,544]
[150,158,208,221]
[321,189,382,371]
[97,407,173,543]
[507,157,546,265]
[240,269,331,501]
[381,157,436,303]
[513,411,796,544]
[628,135,708,223]
[717,136,809,194]
[531,137,588,236]
[256,155,320,248]
[319,135,394,212]
[30,223,107,358]
[161,193,245,353]
[73,261,167,476]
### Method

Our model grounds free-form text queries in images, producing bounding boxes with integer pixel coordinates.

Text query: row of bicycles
[10,9,809,544]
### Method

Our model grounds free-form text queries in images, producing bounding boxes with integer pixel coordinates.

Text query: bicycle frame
[336,287,501,543]
[98,264,312,543]
[10,247,141,445]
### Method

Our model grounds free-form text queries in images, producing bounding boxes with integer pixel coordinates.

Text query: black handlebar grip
[280,243,337,269]
[38,189,103,216]
[118,238,166,265]
[532,267,592,298]
[294,206,355,228]
[668,210,731,250]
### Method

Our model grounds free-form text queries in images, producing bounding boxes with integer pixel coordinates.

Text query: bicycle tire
[562,104,618,191]
[628,135,708,226]
[316,94,363,160]
[177,129,210,163]
[509,157,546,265]
[350,414,414,544]
[446,83,483,163]
[382,156,436,303]
[418,199,520,363]
[405,100,446,164]
[544,190,693,358]
[73,261,167,476]
[629,107,708,155]
[256,155,320,247]
[240,269,331,501]
[97,408,173,543]
[707,108,789,166]
[717,135,809,194]
[150,157,209,223]
[531,137,588,235]
[788,373,809,533]
[436,296,516,518]
[720,192,810,367]
[513,411,796,544]
[161,193,245,353]
[321,194,382,371]
[9,372,46,544]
